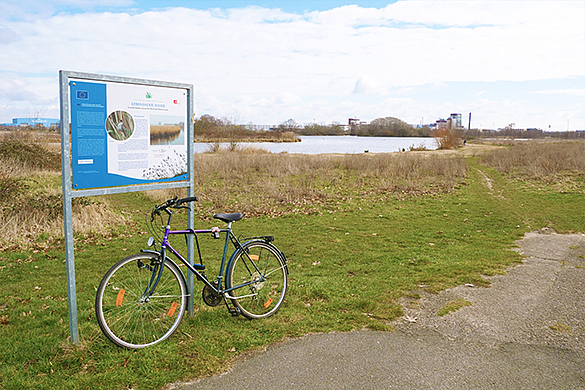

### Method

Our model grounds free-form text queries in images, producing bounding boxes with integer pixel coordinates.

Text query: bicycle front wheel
[95,253,187,349]
[227,241,288,319]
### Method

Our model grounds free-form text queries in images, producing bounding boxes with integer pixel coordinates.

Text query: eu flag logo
[77,90,89,100]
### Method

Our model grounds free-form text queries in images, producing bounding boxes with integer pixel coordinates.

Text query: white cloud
[272,92,303,105]
[0,27,21,44]
[0,1,583,130]
[534,89,585,96]
[0,73,59,118]
[430,82,448,92]
[352,76,388,94]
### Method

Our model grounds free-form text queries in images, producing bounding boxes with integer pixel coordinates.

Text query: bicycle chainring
[202,283,223,306]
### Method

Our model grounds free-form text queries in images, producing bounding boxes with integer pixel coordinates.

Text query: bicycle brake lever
[150,208,161,222]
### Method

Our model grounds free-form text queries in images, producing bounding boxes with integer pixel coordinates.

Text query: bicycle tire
[226,241,288,319]
[95,253,187,349]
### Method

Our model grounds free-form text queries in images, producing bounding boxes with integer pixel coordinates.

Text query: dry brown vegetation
[150,150,468,219]
[432,127,463,149]
[0,129,60,144]
[481,141,585,182]
[2,131,582,249]
[150,124,182,145]
[105,111,134,141]
[0,138,129,250]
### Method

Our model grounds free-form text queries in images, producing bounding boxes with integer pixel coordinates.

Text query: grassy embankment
[0,134,583,389]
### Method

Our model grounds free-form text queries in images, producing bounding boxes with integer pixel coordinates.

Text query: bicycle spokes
[227,241,287,319]
[96,254,187,349]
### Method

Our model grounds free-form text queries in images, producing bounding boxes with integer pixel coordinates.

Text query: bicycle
[95,196,288,349]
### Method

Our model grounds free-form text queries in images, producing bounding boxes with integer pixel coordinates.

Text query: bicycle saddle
[213,213,243,223]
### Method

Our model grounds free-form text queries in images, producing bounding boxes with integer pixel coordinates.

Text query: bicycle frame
[142,208,268,302]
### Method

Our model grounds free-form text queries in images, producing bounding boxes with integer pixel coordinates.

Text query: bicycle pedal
[228,307,241,317]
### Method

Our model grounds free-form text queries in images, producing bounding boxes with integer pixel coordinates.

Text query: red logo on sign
[173,99,179,104]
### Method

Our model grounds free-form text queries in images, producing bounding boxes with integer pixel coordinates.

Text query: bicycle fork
[137,252,166,303]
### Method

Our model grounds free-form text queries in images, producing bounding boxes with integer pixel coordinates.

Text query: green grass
[549,322,572,333]
[1,149,584,389]
[438,299,473,317]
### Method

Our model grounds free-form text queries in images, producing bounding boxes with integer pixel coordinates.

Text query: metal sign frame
[59,70,195,344]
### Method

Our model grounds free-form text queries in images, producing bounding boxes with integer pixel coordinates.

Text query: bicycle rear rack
[243,235,274,243]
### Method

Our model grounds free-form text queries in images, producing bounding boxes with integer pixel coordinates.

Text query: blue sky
[1,0,584,130]
[2,1,404,16]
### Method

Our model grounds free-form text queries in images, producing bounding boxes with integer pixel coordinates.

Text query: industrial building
[1,118,60,128]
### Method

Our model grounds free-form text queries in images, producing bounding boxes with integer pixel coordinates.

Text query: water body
[193,136,438,154]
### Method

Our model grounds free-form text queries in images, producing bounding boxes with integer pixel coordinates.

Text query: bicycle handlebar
[176,196,199,206]
[153,196,199,214]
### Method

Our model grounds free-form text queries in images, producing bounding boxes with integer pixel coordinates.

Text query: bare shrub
[238,145,270,154]
[279,131,297,141]
[432,127,463,149]
[227,140,239,152]
[207,142,221,153]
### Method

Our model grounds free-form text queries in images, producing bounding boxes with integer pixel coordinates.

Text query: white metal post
[59,71,80,344]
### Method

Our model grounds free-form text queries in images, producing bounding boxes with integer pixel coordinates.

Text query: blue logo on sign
[77,90,89,99]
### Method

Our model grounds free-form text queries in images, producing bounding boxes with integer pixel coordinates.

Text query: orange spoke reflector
[168,302,178,317]
[249,255,259,261]
[116,289,125,307]
[264,298,273,309]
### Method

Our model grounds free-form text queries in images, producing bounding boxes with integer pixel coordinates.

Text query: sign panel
[70,79,188,189]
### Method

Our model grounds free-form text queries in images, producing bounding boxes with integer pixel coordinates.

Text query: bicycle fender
[225,239,260,274]
[140,249,161,257]
[279,250,289,275]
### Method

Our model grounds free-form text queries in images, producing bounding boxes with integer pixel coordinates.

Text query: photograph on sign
[70,80,188,189]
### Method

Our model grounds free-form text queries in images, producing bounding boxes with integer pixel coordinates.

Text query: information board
[70,79,189,189]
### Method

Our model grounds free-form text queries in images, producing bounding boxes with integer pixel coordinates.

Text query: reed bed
[105,111,134,141]
[150,124,183,145]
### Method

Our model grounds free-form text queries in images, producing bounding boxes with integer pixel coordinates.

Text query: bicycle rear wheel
[95,253,187,349]
[227,241,288,319]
